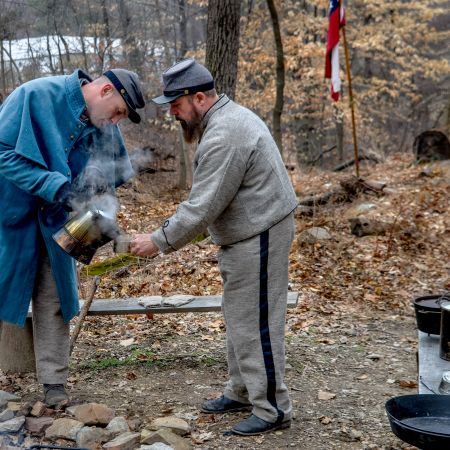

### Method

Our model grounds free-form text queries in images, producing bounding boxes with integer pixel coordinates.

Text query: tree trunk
[205,0,241,99]
[178,0,188,59]
[101,0,114,67]
[266,0,285,155]
[0,319,35,373]
[0,39,6,96]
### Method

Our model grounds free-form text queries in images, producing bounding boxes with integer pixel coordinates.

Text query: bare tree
[266,0,285,155]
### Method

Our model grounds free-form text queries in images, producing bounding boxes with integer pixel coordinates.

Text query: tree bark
[205,0,241,99]
[266,0,285,155]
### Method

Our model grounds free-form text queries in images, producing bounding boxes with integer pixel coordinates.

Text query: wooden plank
[28,292,299,317]
[418,331,450,394]
[81,291,299,316]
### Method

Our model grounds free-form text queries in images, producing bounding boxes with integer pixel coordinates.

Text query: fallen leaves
[318,390,337,400]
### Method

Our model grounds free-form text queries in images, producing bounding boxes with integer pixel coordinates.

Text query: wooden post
[342,26,360,177]
[0,318,36,373]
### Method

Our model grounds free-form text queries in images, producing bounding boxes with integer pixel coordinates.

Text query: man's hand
[130,234,159,257]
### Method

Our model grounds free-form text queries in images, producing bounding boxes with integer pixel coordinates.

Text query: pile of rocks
[0,390,192,450]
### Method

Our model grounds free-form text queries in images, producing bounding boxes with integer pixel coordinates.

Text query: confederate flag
[325,0,346,101]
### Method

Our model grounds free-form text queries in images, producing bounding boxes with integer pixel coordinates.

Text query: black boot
[43,384,69,407]
[201,395,252,413]
[232,414,291,436]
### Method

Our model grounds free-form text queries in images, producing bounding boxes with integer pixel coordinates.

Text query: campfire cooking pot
[414,294,450,335]
[53,209,120,265]
[385,395,450,449]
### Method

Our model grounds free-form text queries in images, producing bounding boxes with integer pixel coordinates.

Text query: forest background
[1,0,450,175]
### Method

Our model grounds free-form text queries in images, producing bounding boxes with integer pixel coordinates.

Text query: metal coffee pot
[53,208,121,264]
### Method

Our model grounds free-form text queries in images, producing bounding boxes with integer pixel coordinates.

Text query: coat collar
[201,94,230,131]
[65,69,92,122]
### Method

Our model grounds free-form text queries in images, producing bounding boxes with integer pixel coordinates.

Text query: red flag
[325,0,346,101]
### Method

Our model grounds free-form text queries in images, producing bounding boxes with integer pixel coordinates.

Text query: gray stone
[0,416,25,433]
[25,416,54,434]
[0,391,20,407]
[102,431,141,450]
[45,417,84,441]
[148,416,190,436]
[0,408,14,422]
[106,416,130,436]
[141,429,192,450]
[76,425,111,448]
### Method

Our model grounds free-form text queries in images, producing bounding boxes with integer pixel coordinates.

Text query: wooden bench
[1,292,299,373]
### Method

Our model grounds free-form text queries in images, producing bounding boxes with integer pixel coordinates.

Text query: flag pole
[341,26,359,177]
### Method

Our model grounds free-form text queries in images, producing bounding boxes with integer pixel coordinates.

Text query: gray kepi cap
[152,59,215,105]
[103,69,145,123]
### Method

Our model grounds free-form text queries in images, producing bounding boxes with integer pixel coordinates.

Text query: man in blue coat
[0,68,145,406]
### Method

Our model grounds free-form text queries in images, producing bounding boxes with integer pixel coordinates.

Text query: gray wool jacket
[151,94,298,252]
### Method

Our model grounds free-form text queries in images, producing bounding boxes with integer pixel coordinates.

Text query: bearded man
[130,59,297,436]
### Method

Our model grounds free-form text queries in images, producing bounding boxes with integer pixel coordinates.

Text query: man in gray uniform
[130,59,297,436]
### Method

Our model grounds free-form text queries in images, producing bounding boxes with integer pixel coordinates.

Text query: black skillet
[385,395,450,449]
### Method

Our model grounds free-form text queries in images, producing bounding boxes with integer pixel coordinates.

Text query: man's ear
[100,83,114,98]
[195,92,206,106]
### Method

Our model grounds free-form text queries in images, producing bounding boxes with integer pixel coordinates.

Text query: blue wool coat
[0,69,133,326]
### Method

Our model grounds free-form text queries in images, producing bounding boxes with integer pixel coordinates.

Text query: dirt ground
[14,307,418,449]
[3,154,449,449]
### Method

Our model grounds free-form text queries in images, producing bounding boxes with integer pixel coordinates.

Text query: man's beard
[178,107,203,144]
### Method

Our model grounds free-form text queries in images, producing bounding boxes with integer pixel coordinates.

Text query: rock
[76,425,112,449]
[65,405,78,416]
[74,403,115,426]
[343,203,377,219]
[148,416,190,436]
[0,391,20,407]
[30,401,47,417]
[45,417,84,441]
[7,402,23,412]
[0,408,14,422]
[298,227,331,244]
[25,416,54,434]
[139,444,174,450]
[102,431,141,450]
[141,428,192,450]
[0,416,25,433]
[127,417,142,431]
[107,416,130,436]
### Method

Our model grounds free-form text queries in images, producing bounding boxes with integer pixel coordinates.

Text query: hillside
[4,154,449,449]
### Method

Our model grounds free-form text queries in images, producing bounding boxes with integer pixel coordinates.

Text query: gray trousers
[32,250,70,384]
[219,212,294,423]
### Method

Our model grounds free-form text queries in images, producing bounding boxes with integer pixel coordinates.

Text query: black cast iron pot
[414,294,450,335]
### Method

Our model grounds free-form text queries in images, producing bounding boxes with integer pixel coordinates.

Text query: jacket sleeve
[152,135,246,252]
[0,88,68,202]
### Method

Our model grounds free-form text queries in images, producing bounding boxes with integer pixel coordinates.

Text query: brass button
[67,171,71,176]
[65,148,69,152]
[77,124,82,128]
[70,134,74,140]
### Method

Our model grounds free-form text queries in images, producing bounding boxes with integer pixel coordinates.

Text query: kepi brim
[152,93,184,105]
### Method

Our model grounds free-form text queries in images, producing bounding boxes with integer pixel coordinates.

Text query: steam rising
[68,124,134,236]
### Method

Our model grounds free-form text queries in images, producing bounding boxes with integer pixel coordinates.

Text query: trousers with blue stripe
[218,212,294,423]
